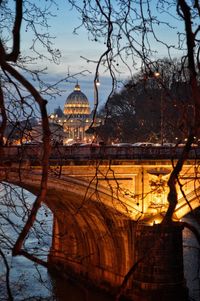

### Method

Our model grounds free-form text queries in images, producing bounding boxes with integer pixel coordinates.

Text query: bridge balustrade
[54,145,200,160]
[1,145,200,162]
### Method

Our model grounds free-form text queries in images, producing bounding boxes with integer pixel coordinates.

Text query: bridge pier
[48,212,188,301]
[129,223,188,301]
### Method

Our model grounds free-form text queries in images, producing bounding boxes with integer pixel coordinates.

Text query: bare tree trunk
[0,85,7,145]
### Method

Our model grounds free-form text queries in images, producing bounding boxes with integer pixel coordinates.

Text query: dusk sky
[22,1,114,113]
[21,0,185,114]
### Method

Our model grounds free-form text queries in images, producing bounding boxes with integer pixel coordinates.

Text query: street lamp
[94,73,100,111]
[160,89,164,145]
[144,69,164,145]
[154,71,160,78]
[152,71,164,145]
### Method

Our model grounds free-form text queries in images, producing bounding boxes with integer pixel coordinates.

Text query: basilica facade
[49,83,102,144]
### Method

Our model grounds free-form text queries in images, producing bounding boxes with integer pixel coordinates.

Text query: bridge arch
[173,187,200,220]
[0,168,137,291]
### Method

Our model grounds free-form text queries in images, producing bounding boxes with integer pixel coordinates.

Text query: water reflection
[51,273,113,301]
[183,215,200,301]
[0,185,53,300]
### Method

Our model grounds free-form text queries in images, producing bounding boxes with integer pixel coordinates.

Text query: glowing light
[148,217,163,226]
[154,71,160,77]
[95,73,100,86]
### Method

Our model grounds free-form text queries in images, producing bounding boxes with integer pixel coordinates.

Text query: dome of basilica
[63,83,91,118]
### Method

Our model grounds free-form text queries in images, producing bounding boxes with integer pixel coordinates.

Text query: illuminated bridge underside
[0,159,199,294]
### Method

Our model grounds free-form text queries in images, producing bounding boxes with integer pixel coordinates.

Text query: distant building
[3,118,38,145]
[30,122,64,144]
[49,83,102,144]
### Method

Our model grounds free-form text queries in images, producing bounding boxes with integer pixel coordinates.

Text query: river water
[0,186,200,301]
[183,215,200,301]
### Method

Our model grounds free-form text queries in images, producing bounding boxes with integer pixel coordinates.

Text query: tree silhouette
[0,0,200,300]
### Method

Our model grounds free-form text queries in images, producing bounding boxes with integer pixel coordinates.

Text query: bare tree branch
[0,248,13,301]
[5,0,23,62]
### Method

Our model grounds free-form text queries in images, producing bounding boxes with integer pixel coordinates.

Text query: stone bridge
[0,145,199,300]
